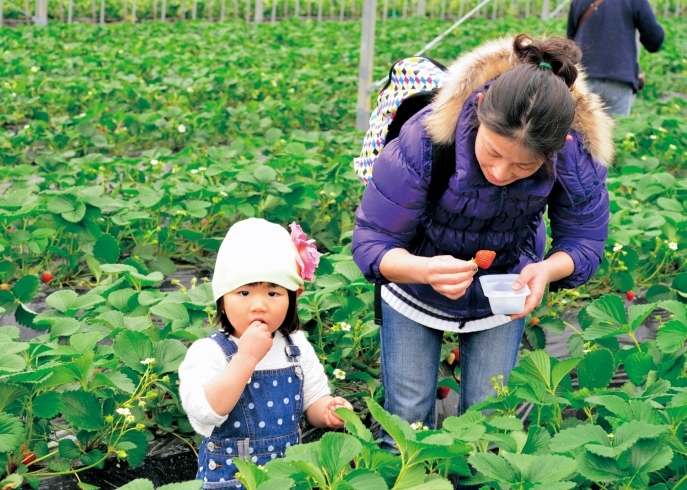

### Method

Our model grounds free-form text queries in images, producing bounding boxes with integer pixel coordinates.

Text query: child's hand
[237,321,273,365]
[323,396,354,429]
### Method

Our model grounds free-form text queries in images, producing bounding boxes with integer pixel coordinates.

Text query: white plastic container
[479,274,531,315]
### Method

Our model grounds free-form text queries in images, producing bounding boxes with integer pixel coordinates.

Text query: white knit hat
[212,218,303,301]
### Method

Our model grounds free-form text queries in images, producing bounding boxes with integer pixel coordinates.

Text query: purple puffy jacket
[352,50,614,319]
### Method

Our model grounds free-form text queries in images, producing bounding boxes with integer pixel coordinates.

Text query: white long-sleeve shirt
[179,330,331,437]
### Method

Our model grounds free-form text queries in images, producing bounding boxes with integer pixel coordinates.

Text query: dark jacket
[352,38,615,320]
[567,0,664,92]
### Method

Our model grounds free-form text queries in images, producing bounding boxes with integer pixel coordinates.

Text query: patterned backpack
[354,57,448,184]
[354,57,460,326]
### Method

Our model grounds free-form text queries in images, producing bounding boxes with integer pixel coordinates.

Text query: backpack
[353,57,458,325]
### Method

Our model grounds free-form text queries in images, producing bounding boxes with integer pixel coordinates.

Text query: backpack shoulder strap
[427,141,456,207]
[373,139,455,326]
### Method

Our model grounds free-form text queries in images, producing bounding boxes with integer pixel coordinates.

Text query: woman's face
[474,124,543,186]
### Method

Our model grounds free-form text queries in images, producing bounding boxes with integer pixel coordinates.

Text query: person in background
[567,0,665,117]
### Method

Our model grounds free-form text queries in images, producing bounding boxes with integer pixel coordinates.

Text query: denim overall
[197,331,304,489]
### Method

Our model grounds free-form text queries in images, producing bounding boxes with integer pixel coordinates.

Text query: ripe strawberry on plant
[453,347,460,363]
[626,291,635,302]
[437,386,450,399]
[41,271,53,284]
[529,317,540,326]
[472,250,496,269]
[21,451,36,465]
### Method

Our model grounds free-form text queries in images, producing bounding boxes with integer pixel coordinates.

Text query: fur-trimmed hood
[423,37,615,166]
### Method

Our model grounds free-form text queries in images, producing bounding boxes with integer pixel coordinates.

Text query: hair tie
[539,62,553,70]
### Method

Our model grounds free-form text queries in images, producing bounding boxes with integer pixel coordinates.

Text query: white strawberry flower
[178,124,187,133]
[669,242,678,251]
[117,407,131,416]
[333,369,346,380]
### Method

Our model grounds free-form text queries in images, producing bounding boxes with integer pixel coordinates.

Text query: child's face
[475,124,543,186]
[223,282,291,337]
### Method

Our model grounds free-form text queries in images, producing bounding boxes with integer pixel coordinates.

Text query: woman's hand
[509,262,551,320]
[510,251,575,320]
[426,255,478,300]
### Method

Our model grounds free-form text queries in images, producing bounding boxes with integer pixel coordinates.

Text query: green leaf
[32,391,63,419]
[0,384,28,412]
[149,302,190,329]
[628,439,673,475]
[93,233,121,265]
[577,348,615,390]
[487,416,523,432]
[320,432,363,482]
[115,479,154,490]
[523,455,577,483]
[159,481,205,490]
[80,448,105,468]
[50,317,82,339]
[628,303,658,330]
[102,371,136,394]
[550,424,609,453]
[61,390,104,430]
[521,426,551,455]
[656,320,687,353]
[113,330,154,373]
[71,332,105,354]
[0,353,27,373]
[585,395,633,420]
[12,275,40,303]
[551,357,581,389]
[59,438,82,459]
[46,290,78,312]
[586,295,627,327]
[366,398,413,454]
[468,452,517,484]
[614,420,668,446]
[335,407,374,443]
[624,352,654,385]
[0,412,24,452]
[610,271,634,292]
[576,452,623,482]
[153,339,188,374]
[519,350,551,389]
[119,430,148,468]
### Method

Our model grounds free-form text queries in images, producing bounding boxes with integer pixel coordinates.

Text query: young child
[179,218,353,488]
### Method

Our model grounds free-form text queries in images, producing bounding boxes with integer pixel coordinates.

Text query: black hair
[214,283,300,337]
[478,34,583,169]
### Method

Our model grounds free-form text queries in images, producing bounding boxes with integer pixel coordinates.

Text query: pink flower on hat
[289,222,322,282]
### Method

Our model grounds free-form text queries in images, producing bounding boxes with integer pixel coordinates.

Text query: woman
[352,34,613,449]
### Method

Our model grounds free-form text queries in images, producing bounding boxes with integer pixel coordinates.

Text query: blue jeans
[586,77,634,117]
[379,299,525,450]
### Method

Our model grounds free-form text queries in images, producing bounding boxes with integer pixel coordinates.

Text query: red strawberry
[626,291,635,302]
[41,271,53,284]
[529,317,540,326]
[201,218,208,226]
[437,386,450,399]
[453,347,460,363]
[22,451,36,465]
[473,250,496,269]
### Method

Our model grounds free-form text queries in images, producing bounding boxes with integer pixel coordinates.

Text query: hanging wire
[368,0,493,93]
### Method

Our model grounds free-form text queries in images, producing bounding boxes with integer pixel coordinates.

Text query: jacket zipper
[495,188,508,216]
